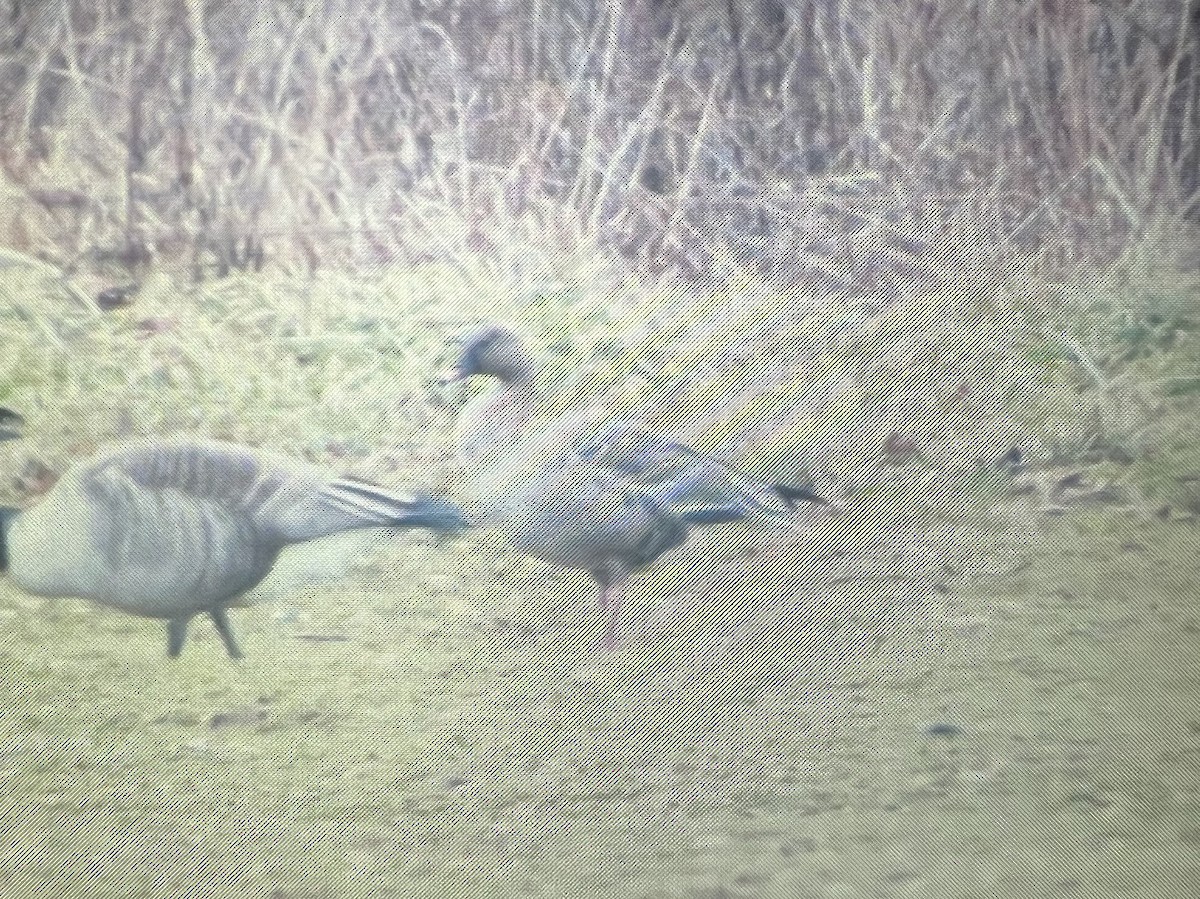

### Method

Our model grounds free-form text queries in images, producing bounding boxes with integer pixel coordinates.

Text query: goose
[0,412,468,659]
[441,324,827,649]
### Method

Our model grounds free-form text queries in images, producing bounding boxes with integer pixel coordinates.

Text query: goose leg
[209,608,244,660]
[601,582,625,651]
[167,616,190,659]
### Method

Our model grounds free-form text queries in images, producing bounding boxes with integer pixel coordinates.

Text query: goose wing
[501,461,688,576]
[571,420,797,519]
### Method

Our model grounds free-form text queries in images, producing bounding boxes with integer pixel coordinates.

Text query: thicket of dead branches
[0,0,1196,284]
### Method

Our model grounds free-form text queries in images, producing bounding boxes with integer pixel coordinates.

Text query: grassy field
[2,496,1198,897]
[2,258,1199,897]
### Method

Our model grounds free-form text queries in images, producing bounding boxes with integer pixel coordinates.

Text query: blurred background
[1,0,1198,497]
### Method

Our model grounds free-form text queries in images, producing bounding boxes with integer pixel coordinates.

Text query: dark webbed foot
[209,608,244,660]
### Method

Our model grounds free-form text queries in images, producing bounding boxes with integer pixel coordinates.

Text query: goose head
[441,324,536,387]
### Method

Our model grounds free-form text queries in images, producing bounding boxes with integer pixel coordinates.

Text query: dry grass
[3,214,1197,530]
[0,1,1195,281]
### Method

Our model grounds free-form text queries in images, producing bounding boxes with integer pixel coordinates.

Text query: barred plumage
[1,433,468,659]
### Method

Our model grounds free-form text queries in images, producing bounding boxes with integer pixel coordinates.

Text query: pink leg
[601,581,625,651]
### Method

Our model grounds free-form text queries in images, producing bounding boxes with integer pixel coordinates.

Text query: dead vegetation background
[1,0,1196,281]
[1,0,1198,509]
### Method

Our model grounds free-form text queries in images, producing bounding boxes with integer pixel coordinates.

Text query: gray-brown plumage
[443,325,826,649]
[0,426,468,659]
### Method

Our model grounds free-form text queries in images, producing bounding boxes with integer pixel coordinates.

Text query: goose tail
[771,483,829,509]
[657,471,828,527]
[652,463,826,511]
[320,478,471,533]
[678,506,749,526]
[0,407,23,441]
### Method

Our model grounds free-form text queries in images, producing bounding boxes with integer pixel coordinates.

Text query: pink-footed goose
[442,324,826,649]
[0,409,468,660]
